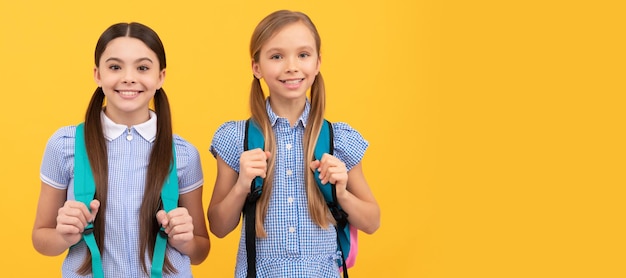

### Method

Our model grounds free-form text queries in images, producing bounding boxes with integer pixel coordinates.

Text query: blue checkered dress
[210,101,368,277]
[40,111,204,277]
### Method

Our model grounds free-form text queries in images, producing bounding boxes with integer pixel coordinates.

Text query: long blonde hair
[249,10,332,237]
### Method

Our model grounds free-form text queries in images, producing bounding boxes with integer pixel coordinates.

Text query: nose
[285,57,299,73]
[122,69,136,84]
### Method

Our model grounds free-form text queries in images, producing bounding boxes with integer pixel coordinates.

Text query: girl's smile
[117,90,142,97]
[253,21,320,103]
[281,78,305,89]
[94,36,165,126]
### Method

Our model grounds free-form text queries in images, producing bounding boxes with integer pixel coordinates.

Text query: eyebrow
[263,48,282,55]
[264,46,315,55]
[104,57,154,64]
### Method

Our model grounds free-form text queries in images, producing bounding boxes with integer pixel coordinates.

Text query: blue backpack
[243,119,357,278]
[74,123,178,278]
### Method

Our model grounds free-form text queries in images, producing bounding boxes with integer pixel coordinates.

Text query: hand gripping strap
[151,144,179,278]
[74,123,104,278]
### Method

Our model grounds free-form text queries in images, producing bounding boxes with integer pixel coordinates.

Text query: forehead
[262,21,317,51]
[100,37,159,63]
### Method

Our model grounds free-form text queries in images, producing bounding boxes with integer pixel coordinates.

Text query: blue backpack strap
[245,119,264,194]
[151,144,178,278]
[313,120,334,195]
[313,120,351,278]
[74,123,105,278]
[243,119,263,278]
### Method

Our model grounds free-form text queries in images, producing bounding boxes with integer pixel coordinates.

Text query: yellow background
[1,0,624,277]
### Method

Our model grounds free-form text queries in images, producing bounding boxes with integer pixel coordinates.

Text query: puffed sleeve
[209,120,246,173]
[331,122,369,171]
[40,126,77,189]
[173,135,205,194]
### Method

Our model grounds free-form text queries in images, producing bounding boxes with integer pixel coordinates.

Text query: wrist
[335,184,350,202]
[233,180,251,196]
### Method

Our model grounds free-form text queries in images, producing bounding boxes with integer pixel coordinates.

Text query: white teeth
[284,79,301,84]
[119,91,138,96]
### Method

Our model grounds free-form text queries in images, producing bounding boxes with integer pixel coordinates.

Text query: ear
[251,59,262,79]
[157,69,166,89]
[93,66,101,87]
[315,54,321,76]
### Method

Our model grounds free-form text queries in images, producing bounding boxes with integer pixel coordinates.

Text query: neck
[269,97,306,127]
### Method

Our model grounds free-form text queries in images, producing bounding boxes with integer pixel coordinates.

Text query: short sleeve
[331,122,369,171]
[40,126,77,189]
[209,120,246,173]
[173,135,204,194]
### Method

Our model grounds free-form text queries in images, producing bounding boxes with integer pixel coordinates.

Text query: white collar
[101,110,157,142]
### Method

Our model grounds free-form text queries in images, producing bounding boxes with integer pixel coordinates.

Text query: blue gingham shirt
[210,100,368,278]
[40,111,204,277]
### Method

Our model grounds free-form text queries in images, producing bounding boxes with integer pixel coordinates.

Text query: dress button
[288,227,295,233]
[287,197,294,203]
[286,143,292,150]
[286,169,292,176]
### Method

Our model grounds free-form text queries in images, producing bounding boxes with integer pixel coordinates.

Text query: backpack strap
[313,121,351,278]
[74,123,178,278]
[151,144,178,278]
[74,123,104,278]
[313,120,337,204]
[243,119,263,278]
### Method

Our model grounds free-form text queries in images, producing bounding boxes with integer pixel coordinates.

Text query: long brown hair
[79,22,176,275]
[249,10,332,237]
